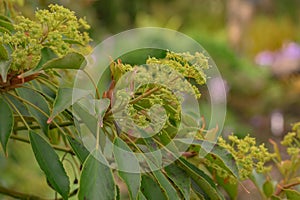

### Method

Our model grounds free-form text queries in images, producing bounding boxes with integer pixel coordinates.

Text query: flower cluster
[111,51,209,99]
[0,4,91,72]
[281,122,300,159]
[218,135,274,180]
[111,52,207,138]
[114,84,180,136]
[146,51,209,99]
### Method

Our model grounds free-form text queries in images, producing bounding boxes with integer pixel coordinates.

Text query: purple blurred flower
[255,51,275,66]
[280,42,300,59]
[255,42,300,76]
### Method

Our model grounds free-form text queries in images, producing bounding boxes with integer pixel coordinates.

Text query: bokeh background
[1,0,300,199]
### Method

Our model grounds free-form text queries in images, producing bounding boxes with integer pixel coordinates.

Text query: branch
[13,121,75,132]
[0,185,78,200]
[0,185,46,200]
[275,180,300,196]
[10,134,75,155]
[129,86,161,104]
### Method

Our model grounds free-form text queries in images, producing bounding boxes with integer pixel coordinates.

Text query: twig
[0,185,78,200]
[129,86,161,104]
[10,134,75,155]
[14,121,74,131]
[275,180,300,196]
[0,185,46,200]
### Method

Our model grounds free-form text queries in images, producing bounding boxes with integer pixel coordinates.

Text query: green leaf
[96,67,112,97]
[284,189,300,200]
[140,137,163,167]
[5,94,30,116]
[73,98,110,136]
[269,139,282,162]
[0,15,12,23]
[137,191,147,200]
[203,143,239,199]
[215,175,238,200]
[151,169,181,200]
[113,137,141,200]
[139,132,181,200]
[177,158,223,200]
[263,179,274,198]
[250,170,266,192]
[16,87,50,136]
[0,26,11,34]
[66,135,89,164]
[0,18,14,31]
[31,79,56,100]
[140,175,167,200]
[157,131,181,156]
[78,149,116,200]
[48,87,90,123]
[0,44,11,83]
[165,164,191,200]
[0,97,13,154]
[139,139,181,199]
[140,147,180,200]
[207,144,239,178]
[270,195,281,200]
[29,130,70,199]
[35,47,58,68]
[48,128,60,145]
[93,98,110,121]
[178,139,239,179]
[19,47,58,78]
[0,58,11,83]
[73,102,97,135]
[0,43,8,60]
[43,52,86,70]
[116,185,120,200]
[191,179,207,200]
[181,113,199,128]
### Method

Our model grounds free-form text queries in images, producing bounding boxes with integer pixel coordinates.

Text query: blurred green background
[1,0,300,199]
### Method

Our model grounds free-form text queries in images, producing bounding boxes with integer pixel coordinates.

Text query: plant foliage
[0,2,299,200]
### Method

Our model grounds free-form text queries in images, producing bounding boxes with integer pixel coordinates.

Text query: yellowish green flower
[218,134,274,180]
[281,132,296,146]
[0,4,91,73]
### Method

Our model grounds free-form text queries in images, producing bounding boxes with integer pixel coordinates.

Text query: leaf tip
[1,144,8,157]
[47,118,53,124]
[17,73,27,79]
